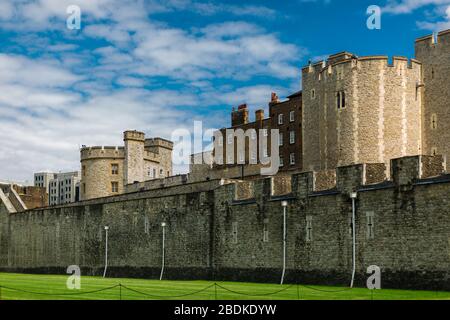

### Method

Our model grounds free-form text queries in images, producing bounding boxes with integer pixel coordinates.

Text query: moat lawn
[0,272,449,300]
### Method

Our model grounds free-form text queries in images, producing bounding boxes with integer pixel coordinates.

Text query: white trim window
[290,111,295,122]
[290,153,295,165]
[279,133,284,146]
[279,156,284,167]
[278,114,283,125]
[290,131,295,144]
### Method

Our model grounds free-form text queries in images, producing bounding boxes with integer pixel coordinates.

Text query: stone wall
[0,155,449,290]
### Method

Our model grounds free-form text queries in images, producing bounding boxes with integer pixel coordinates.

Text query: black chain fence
[0,282,365,300]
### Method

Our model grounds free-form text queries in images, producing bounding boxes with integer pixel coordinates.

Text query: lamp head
[350,192,358,199]
[161,222,167,227]
[281,200,288,207]
[104,226,109,230]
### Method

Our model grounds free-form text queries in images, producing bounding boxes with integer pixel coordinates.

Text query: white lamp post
[280,200,288,285]
[350,192,358,288]
[159,222,167,281]
[103,226,109,278]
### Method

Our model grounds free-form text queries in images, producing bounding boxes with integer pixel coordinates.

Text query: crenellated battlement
[303,54,421,79]
[232,155,445,201]
[145,137,174,151]
[80,146,124,161]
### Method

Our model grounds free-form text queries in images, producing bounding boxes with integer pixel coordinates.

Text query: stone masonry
[1,155,449,290]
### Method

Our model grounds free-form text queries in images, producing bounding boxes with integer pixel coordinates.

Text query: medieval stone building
[80,130,173,200]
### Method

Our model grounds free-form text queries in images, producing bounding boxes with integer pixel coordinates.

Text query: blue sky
[0,0,449,182]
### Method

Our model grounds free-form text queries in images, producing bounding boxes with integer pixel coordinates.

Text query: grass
[0,272,449,300]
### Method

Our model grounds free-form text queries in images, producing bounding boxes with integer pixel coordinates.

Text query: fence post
[214,283,217,300]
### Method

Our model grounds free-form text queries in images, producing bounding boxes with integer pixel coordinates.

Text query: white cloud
[0,0,304,182]
[383,0,450,14]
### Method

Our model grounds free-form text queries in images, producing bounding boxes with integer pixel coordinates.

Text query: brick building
[208,91,303,179]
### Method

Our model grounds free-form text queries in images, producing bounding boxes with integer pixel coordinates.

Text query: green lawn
[0,272,449,300]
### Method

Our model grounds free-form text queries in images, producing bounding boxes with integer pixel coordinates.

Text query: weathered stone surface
[0,156,449,290]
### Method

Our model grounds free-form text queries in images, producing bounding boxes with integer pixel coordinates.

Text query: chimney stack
[255,109,264,122]
[231,104,249,126]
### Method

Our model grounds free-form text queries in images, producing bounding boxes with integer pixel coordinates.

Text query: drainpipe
[103,226,109,278]
[160,222,167,280]
[350,192,358,288]
[280,200,288,285]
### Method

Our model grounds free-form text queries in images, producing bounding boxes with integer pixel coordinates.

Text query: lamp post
[103,226,109,278]
[280,200,288,285]
[159,222,166,281]
[350,192,357,288]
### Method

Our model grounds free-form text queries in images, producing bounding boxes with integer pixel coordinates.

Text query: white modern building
[48,172,81,205]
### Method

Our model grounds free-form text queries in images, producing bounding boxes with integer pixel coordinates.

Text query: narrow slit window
[366,212,374,239]
[232,222,238,244]
[306,216,313,242]
[263,219,269,242]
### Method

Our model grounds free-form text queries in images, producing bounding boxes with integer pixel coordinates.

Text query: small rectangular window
[279,156,284,167]
[290,153,295,165]
[290,131,295,144]
[279,133,284,146]
[311,89,316,99]
[111,164,119,175]
[278,114,284,125]
[306,216,313,242]
[289,111,295,122]
[111,182,119,193]
[366,212,374,239]
[232,222,238,244]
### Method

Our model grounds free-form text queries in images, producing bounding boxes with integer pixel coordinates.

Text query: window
[148,168,152,177]
[82,183,86,194]
[279,133,284,146]
[431,114,437,130]
[111,164,119,175]
[153,168,156,178]
[290,153,295,165]
[289,131,295,144]
[144,216,149,234]
[251,131,257,140]
[111,182,119,193]
[278,114,283,125]
[263,147,268,158]
[306,216,313,242]
[160,169,164,176]
[431,147,438,156]
[263,129,268,137]
[337,91,346,109]
[232,222,238,244]
[251,151,257,160]
[366,212,374,239]
[279,156,284,167]
[311,89,316,99]
[289,111,295,122]
[263,219,269,242]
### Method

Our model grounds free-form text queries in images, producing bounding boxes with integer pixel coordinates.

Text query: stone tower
[415,30,450,169]
[124,130,145,185]
[302,52,422,172]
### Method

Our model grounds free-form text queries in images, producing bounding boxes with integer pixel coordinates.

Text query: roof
[287,90,302,99]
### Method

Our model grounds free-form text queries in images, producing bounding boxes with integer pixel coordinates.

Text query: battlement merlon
[302,54,421,76]
[124,130,145,142]
[80,146,125,161]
